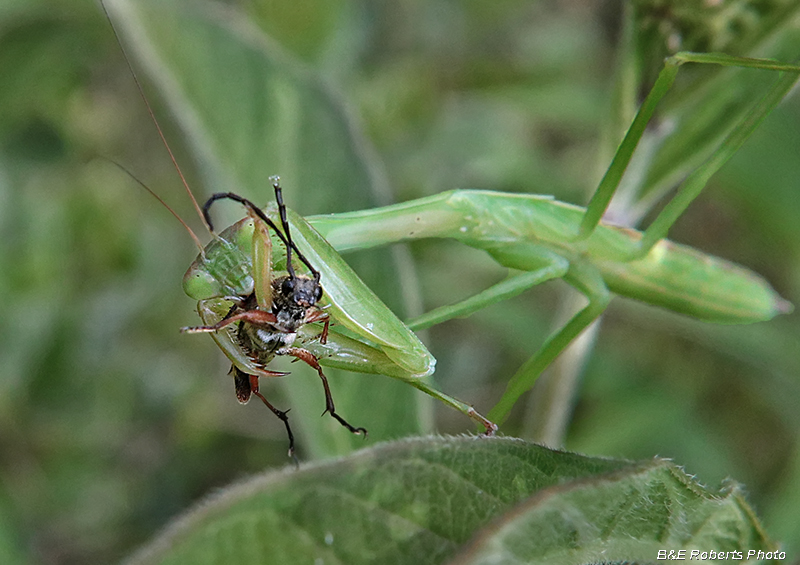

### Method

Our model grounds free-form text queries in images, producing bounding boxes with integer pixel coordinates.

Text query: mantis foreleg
[309,186,787,426]
[251,206,273,310]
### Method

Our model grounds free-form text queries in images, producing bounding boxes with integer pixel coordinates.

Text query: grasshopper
[181,185,368,455]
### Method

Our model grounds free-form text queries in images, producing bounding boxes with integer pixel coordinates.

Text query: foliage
[124,437,777,565]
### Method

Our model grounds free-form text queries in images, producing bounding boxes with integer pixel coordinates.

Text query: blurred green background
[1,0,800,563]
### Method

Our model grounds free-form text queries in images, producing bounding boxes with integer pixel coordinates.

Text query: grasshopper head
[279,275,323,308]
[271,274,323,331]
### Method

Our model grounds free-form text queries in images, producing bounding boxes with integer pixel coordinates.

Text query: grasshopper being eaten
[181,183,371,456]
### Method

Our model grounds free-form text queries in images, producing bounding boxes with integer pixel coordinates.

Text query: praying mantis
[307,50,800,426]
[104,0,798,451]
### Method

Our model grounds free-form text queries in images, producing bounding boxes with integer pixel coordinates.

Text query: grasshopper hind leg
[285,347,368,437]
[231,366,297,460]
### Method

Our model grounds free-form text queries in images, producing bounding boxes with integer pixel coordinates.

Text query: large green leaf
[123,437,776,565]
[455,459,776,564]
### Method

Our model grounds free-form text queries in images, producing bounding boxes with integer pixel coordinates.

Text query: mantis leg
[633,64,800,257]
[297,326,496,434]
[488,259,611,425]
[404,379,497,435]
[406,255,569,331]
[578,53,800,250]
[397,251,571,435]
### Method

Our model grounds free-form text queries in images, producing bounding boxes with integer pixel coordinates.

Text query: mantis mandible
[104,1,797,442]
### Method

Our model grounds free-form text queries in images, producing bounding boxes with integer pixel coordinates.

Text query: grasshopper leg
[232,366,297,460]
[304,309,330,344]
[181,310,279,333]
[285,347,368,437]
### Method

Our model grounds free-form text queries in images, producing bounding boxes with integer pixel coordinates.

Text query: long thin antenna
[100,0,209,232]
[271,177,297,280]
[105,158,206,253]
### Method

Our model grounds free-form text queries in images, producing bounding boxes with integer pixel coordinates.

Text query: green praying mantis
[104,1,797,454]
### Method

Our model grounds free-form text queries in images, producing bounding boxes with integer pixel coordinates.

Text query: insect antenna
[202,192,288,242]
[105,158,206,253]
[202,189,320,281]
[100,0,210,234]
[270,176,320,283]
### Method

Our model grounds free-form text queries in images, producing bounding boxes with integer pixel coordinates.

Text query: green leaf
[122,437,775,565]
[454,459,776,564]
